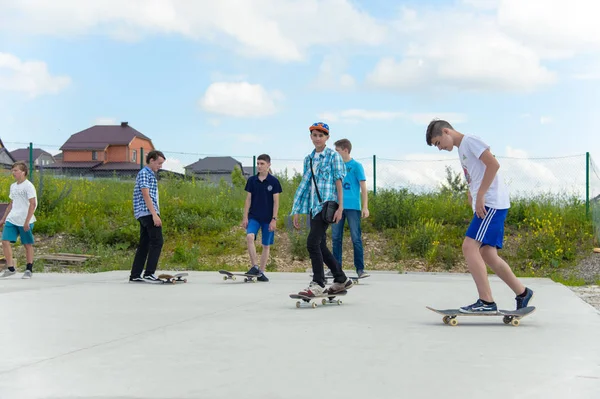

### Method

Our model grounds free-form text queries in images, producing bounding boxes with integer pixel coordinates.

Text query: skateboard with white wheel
[426,306,536,326]
[289,290,348,308]
[218,270,260,283]
[158,273,188,284]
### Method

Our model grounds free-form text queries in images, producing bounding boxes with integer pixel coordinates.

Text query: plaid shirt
[291,147,346,217]
[133,166,160,219]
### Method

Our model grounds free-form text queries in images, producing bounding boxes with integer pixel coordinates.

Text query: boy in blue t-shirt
[332,139,370,278]
[242,154,282,282]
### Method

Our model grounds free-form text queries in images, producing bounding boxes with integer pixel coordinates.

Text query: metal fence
[4,141,600,238]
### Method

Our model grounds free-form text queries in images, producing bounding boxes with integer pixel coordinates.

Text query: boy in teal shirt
[332,139,370,277]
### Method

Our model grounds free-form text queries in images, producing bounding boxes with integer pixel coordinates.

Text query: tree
[440,165,467,195]
[231,165,246,189]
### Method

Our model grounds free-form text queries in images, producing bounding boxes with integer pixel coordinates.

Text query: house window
[92,151,97,160]
[132,150,137,163]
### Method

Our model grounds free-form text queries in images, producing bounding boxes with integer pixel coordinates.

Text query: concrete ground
[0,271,599,399]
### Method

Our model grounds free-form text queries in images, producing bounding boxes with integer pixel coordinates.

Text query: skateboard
[311,274,370,284]
[158,273,188,284]
[218,269,260,283]
[426,306,536,327]
[290,290,348,308]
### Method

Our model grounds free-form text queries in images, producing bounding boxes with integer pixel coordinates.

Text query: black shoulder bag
[309,156,339,224]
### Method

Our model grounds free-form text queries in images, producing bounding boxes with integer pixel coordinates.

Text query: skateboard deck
[289,290,348,308]
[158,273,188,284]
[219,269,260,283]
[426,306,536,326]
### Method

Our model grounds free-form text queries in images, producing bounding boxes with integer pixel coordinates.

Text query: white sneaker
[143,274,162,284]
[298,281,325,297]
[0,269,16,278]
[22,270,32,279]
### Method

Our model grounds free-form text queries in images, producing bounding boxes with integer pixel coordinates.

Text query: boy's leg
[462,237,494,303]
[346,210,365,274]
[246,219,260,268]
[480,246,525,295]
[259,245,270,272]
[2,240,14,268]
[1,222,18,270]
[130,217,150,279]
[19,224,35,272]
[143,217,164,276]
[331,211,346,268]
[307,213,329,287]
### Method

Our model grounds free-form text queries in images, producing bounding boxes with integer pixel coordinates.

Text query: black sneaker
[257,273,269,282]
[459,299,498,314]
[129,276,144,283]
[143,274,162,284]
[515,287,534,310]
[246,266,260,276]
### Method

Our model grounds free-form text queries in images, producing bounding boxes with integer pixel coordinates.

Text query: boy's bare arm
[476,149,500,217]
[242,192,251,228]
[360,180,369,218]
[23,198,36,232]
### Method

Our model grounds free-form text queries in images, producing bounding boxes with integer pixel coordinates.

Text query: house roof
[10,148,54,162]
[92,162,142,171]
[184,156,244,173]
[60,123,152,151]
[44,161,102,169]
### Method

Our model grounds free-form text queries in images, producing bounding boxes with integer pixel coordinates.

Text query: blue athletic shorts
[246,218,274,246]
[2,221,35,245]
[465,207,508,249]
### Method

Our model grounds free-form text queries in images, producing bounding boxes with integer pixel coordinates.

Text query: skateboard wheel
[311,302,317,308]
[511,319,520,327]
[183,279,187,283]
[449,318,458,326]
[244,278,248,283]
[443,316,450,325]
[296,301,301,308]
[223,276,228,281]
[503,316,511,324]
[337,300,342,305]
[322,299,327,305]
[232,276,236,281]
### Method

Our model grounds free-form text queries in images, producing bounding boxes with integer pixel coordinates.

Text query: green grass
[1,171,597,284]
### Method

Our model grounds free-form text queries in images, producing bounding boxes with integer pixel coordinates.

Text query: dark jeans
[130,215,164,278]
[331,209,364,272]
[307,210,346,287]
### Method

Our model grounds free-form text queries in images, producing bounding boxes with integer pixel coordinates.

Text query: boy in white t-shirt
[0,161,38,279]
[426,119,534,313]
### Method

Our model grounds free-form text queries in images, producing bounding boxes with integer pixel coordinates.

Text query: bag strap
[309,156,323,204]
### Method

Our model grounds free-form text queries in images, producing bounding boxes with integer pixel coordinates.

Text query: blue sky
[0,0,599,190]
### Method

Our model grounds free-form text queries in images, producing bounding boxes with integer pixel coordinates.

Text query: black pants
[130,215,164,278]
[307,210,346,287]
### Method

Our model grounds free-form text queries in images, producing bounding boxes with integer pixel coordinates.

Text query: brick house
[45,122,155,177]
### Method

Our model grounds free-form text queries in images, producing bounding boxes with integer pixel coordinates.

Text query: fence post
[140,147,144,169]
[29,142,34,181]
[373,155,377,196]
[586,152,590,216]
[253,155,256,175]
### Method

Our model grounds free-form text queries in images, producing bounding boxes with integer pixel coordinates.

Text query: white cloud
[319,109,466,125]
[314,55,356,89]
[0,52,71,98]
[199,82,282,117]
[162,157,185,174]
[233,134,263,144]
[0,0,386,63]
[540,116,553,125]
[94,117,117,125]
[497,0,600,59]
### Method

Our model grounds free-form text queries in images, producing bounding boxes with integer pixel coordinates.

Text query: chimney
[121,121,129,127]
